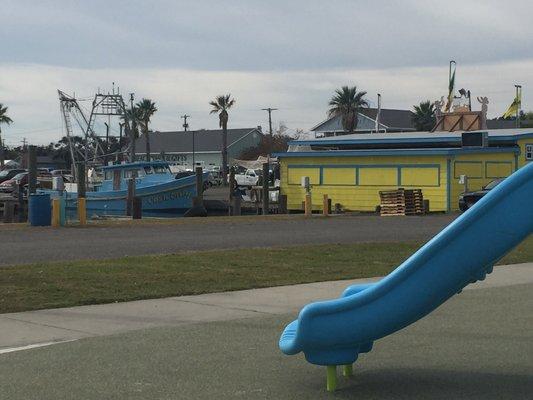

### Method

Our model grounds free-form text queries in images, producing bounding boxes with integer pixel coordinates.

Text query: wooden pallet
[379,188,424,216]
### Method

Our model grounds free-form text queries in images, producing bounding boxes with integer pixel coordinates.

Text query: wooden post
[262,163,269,216]
[78,197,87,226]
[52,198,61,227]
[17,184,25,222]
[233,195,242,216]
[228,168,235,216]
[77,163,86,198]
[28,145,37,194]
[279,194,288,214]
[193,166,203,207]
[4,201,14,223]
[77,163,87,225]
[126,178,135,216]
[323,194,329,216]
[305,193,312,216]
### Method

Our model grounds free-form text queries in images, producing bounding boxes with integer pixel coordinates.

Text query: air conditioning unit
[462,131,489,148]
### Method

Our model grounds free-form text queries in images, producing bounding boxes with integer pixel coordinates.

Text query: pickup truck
[234,169,261,187]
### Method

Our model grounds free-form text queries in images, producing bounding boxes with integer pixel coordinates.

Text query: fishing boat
[48,161,206,216]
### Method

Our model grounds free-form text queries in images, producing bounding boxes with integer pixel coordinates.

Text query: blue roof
[101,161,170,170]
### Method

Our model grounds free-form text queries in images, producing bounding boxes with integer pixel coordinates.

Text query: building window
[526,144,533,161]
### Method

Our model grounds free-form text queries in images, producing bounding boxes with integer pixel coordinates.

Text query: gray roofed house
[311,108,415,137]
[135,127,263,168]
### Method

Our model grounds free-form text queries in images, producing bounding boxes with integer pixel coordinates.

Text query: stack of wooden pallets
[379,188,424,216]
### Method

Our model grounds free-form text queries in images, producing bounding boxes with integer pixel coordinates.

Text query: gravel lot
[0,214,457,265]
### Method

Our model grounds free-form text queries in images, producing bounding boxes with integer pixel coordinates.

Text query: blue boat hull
[62,175,198,216]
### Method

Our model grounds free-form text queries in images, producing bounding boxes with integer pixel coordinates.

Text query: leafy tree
[136,99,158,161]
[238,134,292,160]
[209,94,236,184]
[0,103,13,167]
[412,100,436,131]
[328,86,369,133]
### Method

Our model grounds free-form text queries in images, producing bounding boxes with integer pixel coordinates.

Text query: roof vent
[462,131,488,148]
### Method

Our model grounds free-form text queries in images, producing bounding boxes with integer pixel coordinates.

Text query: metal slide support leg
[326,365,337,392]
[342,364,353,377]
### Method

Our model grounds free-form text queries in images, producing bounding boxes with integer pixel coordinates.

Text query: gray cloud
[2,0,532,71]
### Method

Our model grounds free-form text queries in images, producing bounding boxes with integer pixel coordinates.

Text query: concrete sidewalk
[1,264,532,400]
[1,262,531,352]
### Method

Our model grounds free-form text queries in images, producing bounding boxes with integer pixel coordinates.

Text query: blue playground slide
[279,162,533,391]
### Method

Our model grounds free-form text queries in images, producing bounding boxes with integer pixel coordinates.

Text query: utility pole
[261,107,278,136]
[181,114,194,168]
[181,114,190,132]
[375,94,381,133]
[20,138,28,168]
[261,107,278,161]
[515,84,522,129]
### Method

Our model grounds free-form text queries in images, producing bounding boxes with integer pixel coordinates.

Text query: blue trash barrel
[28,194,52,226]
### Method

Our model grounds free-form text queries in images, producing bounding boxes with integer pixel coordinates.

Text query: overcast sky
[1,0,532,145]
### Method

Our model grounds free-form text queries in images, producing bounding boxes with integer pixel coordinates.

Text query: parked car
[0,172,28,193]
[233,169,261,187]
[51,169,71,176]
[459,178,505,211]
[0,169,26,184]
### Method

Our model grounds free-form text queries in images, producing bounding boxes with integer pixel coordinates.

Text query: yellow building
[275,129,533,212]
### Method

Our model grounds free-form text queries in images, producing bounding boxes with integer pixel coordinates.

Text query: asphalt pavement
[0,214,457,265]
[0,263,531,399]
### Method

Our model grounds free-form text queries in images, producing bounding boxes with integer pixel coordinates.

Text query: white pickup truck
[234,169,261,187]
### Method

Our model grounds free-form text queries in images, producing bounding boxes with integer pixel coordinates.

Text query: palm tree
[136,99,158,162]
[209,94,236,184]
[0,104,13,168]
[412,101,436,131]
[328,86,369,133]
[121,106,142,162]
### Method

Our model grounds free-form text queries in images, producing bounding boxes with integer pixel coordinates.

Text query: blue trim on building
[274,147,519,158]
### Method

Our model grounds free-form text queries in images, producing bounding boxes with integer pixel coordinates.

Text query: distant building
[486,119,516,130]
[37,156,67,170]
[311,108,415,137]
[135,127,263,168]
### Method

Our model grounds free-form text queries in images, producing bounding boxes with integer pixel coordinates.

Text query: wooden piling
[305,193,312,216]
[126,178,135,216]
[17,184,25,222]
[78,197,87,226]
[132,197,142,219]
[233,195,242,216]
[52,198,61,227]
[279,194,288,214]
[193,167,204,207]
[77,163,86,198]
[323,194,329,216]
[262,163,269,216]
[228,168,235,216]
[3,201,15,223]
